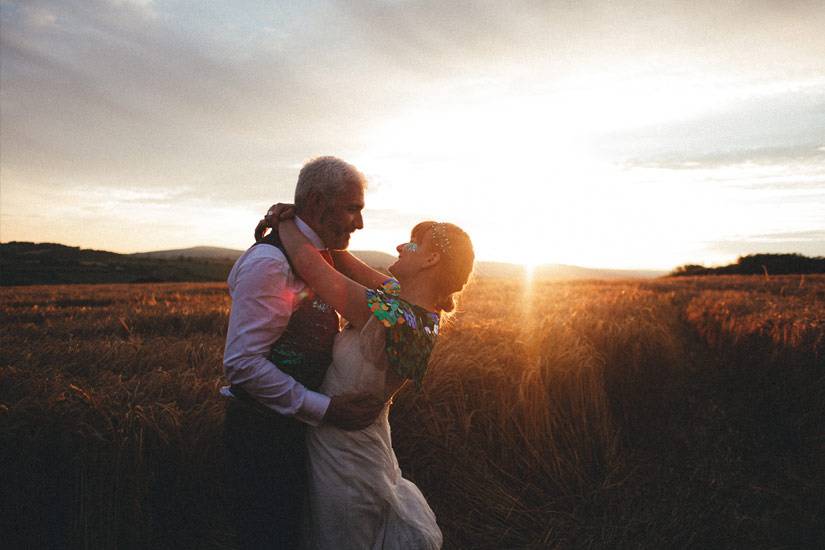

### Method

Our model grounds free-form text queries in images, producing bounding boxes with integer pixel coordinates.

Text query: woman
[262,206,474,549]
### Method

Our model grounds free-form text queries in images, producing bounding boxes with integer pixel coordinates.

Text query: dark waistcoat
[256,232,339,392]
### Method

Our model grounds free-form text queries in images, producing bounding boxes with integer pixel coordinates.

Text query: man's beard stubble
[319,211,351,250]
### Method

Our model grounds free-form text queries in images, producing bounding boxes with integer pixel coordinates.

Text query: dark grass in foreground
[1,276,823,548]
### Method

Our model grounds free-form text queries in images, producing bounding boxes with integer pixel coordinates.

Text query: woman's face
[388,229,434,279]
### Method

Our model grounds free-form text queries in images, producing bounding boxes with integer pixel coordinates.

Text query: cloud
[3,1,825,182]
[709,230,825,258]
[2,1,511,202]
[748,230,825,242]
[603,79,825,164]
[0,1,386,189]
[617,144,825,197]
[626,145,825,171]
[2,2,245,170]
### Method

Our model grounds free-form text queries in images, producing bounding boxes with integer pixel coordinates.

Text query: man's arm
[223,249,330,425]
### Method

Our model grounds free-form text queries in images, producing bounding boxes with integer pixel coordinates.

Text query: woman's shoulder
[367,278,401,298]
[365,279,402,327]
[365,279,437,327]
[363,279,440,389]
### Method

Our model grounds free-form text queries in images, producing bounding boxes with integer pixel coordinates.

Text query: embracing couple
[221,156,474,549]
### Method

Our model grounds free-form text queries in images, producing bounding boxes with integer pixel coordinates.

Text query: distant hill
[1,241,665,286]
[538,265,667,280]
[127,247,666,279]
[670,253,825,277]
[132,245,397,270]
[473,261,664,279]
[128,247,664,279]
[0,242,400,286]
[0,242,235,286]
[349,250,396,270]
[132,246,244,261]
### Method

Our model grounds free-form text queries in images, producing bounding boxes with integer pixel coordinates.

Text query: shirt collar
[294,215,325,250]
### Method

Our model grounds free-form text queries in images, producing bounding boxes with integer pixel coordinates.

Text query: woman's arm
[278,220,372,329]
[330,250,391,289]
[260,203,390,289]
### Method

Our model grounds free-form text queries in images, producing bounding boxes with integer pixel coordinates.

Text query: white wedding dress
[306,317,443,549]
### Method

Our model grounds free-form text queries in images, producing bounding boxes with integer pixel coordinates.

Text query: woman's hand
[254,203,296,241]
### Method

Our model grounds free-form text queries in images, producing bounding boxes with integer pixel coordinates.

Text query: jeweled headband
[431,222,451,254]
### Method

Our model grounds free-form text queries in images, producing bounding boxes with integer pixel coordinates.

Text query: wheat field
[1,275,823,549]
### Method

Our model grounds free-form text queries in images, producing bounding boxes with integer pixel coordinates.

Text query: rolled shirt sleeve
[222,245,330,426]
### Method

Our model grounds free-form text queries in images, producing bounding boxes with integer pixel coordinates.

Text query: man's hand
[254,203,296,242]
[324,393,385,431]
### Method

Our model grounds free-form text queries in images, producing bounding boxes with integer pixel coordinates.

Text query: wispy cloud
[710,230,825,259]
[624,144,825,171]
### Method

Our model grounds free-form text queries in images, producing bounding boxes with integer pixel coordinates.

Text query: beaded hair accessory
[431,222,451,254]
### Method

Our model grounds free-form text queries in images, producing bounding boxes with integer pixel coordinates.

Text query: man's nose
[396,243,404,253]
[354,212,364,230]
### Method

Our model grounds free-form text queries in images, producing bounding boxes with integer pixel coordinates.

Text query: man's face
[316,182,365,249]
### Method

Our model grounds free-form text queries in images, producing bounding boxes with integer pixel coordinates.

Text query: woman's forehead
[411,223,433,241]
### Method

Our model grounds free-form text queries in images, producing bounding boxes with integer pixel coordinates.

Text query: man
[222,156,384,549]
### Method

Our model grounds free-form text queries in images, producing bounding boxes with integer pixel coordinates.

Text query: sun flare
[357,88,614,267]
[351,66,788,270]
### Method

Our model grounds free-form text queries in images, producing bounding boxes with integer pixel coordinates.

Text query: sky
[1,0,824,270]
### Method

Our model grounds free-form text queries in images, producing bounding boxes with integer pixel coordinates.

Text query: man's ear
[301,191,325,223]
[307,190,324,210]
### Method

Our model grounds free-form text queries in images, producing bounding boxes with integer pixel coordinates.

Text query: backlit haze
[2,1,824,270]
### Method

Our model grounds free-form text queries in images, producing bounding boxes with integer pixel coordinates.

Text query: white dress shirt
[221,217,332,426]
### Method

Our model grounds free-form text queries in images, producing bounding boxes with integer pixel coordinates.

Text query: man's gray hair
[294,156,366,211]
